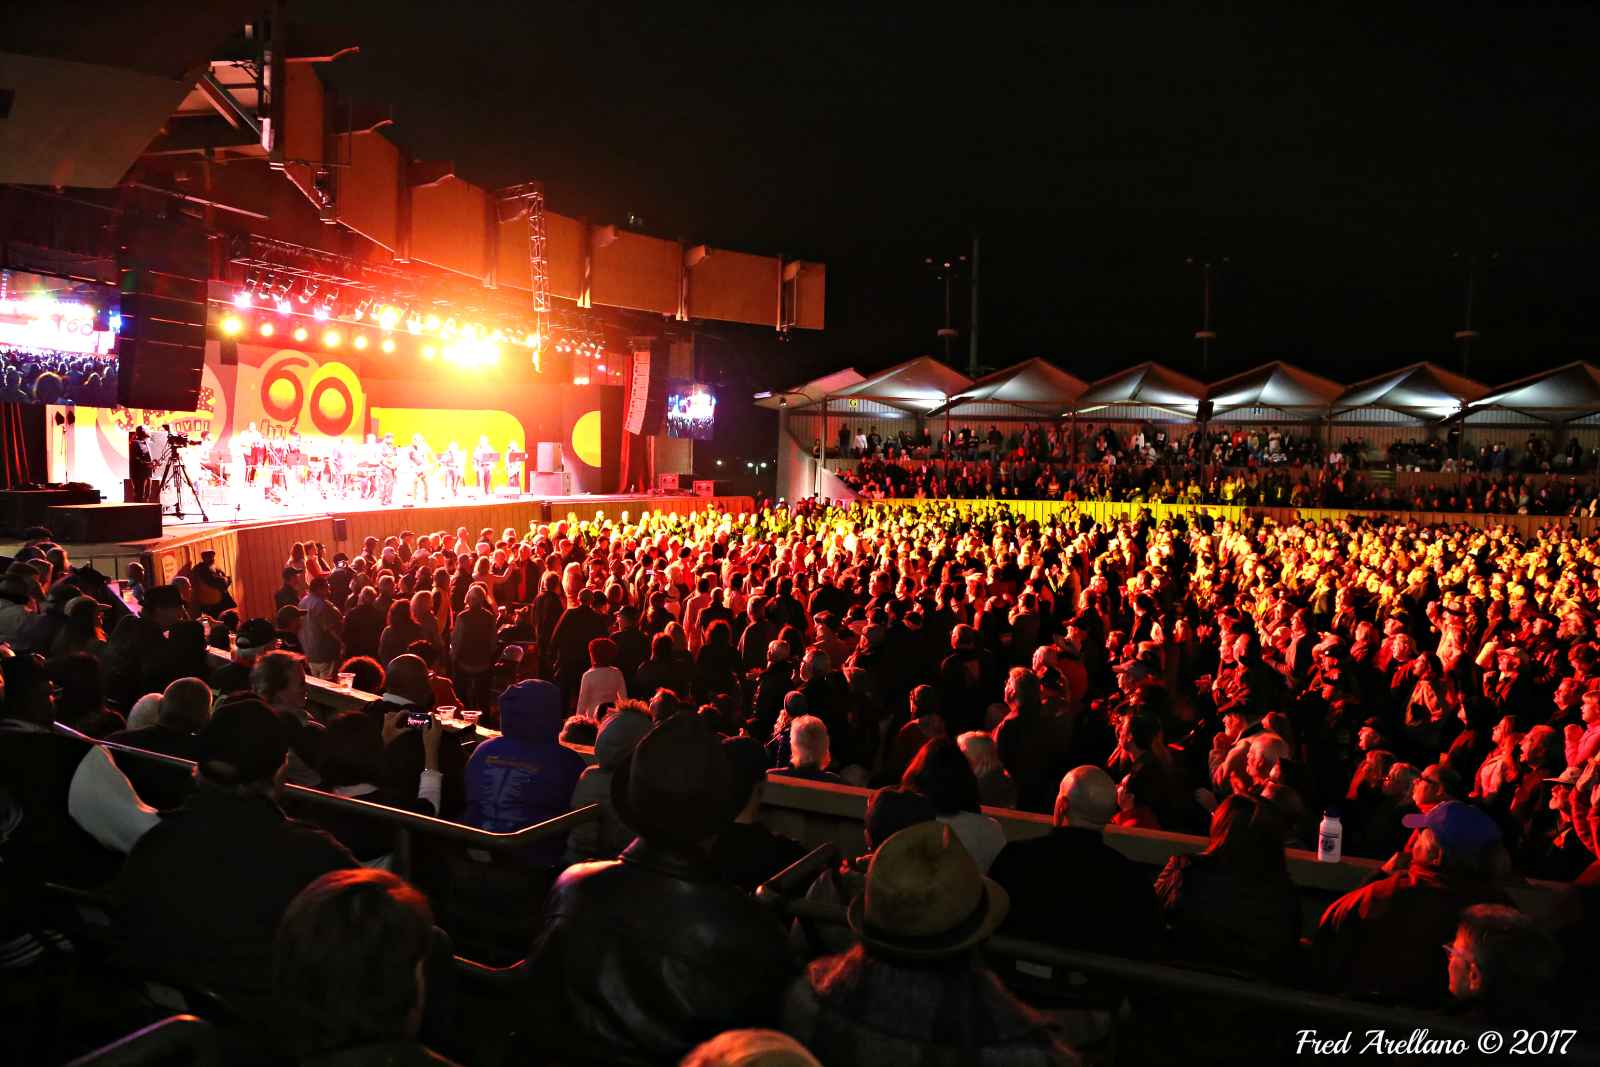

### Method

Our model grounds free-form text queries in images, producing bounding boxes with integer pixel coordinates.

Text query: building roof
[1076,361,1207,417]
[753,368,867,411]
[1207,360,1343,415]
[929,357,1088,418]
[1466,362,1600,421]
[1333,362,1487,418]
[829,355,974,414]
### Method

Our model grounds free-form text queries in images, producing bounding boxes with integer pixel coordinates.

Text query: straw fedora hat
[848,821,1008,960]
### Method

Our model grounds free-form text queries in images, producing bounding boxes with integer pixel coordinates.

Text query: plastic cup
[336,672,356,690]
[460,709,482,728]
[436,705,459,723]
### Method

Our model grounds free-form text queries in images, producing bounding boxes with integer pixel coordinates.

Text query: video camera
[161,423,196,448]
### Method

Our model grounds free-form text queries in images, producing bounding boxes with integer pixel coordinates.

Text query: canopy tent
[1075,361,1206,421]
[927,357,1087,420]
[1331,362,1487,423]
[1207,360,1342,421]
[829,355,974,415]
[753,367,866,411]
[1463,362,1600,424]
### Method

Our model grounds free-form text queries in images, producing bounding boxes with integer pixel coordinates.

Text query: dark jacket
[988,825,1160,959]
[462,681,585,865]
[551,605,610,697]
[708,821,807,891]
[342,603,386,661]
[303,1041,460,1067]
[105,724,201,811]
[782,946,1078,1067]
[525,837,795,1066]
[1154,851,1301,978]
[113,786,355,1008]
[1314,863,1508,1007]
[449,606,498,674]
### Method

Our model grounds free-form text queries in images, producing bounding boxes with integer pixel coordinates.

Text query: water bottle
[1317,809,1343,863]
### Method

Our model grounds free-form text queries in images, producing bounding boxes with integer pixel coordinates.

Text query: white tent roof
[1076,361,1206,417]
[830,355,974,414]
[1466,362,1600,422]
[1208,360,1342,415]
[1333,362,1487,418]
[929,357,1087,418]
[753,367,866,410]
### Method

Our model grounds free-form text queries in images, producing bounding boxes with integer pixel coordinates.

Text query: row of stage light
[218,309,510,368]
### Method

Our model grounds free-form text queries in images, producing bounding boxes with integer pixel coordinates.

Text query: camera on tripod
[161,423,196,448]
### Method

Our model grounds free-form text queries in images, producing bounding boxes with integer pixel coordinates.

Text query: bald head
[384,654,433,707]
[1056,765,1116,829]
[160,676,212,733]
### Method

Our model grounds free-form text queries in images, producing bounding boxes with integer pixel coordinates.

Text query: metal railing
[63,1014,216,1067]
[754,847,1600,1062]
[54,723,598,875]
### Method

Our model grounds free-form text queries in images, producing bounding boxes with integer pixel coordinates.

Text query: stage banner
[625,341,651,435]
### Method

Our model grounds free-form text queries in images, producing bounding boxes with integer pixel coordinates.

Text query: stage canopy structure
[927,357,1087,420]
[1331,362,1488,426]
[1075,361,1207,422]
[1463,362,1600,426]
[1206,360,1342,422]
[828,355,974,417]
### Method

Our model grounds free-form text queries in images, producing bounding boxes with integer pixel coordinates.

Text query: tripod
[159,443,209,522]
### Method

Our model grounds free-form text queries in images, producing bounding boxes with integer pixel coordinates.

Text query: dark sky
[313,5,1599,457]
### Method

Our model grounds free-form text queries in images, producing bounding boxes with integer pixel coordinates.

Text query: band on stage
[173,424,528,508]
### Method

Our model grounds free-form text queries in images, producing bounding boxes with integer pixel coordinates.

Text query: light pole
[1452,250,1496,378]
[925,252,968,364]
[1186,256,1227,377]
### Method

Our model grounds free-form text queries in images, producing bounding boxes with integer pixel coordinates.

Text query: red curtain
[0,403,45,488]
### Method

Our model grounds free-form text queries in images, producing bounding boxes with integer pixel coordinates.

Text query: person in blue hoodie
[463,678,586,866]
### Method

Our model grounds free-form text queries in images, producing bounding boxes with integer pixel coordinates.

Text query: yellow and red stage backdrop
[48,341,621,499]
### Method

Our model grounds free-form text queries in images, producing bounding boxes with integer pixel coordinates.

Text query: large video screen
[665,380,716,440]
[0,270,119,407]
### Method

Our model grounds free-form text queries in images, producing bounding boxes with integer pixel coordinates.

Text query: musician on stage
[237,421,264,485]
[378,432,399,505]
[441,440,464,497]
[407,433,435,504]
[505,439,525,495]
[129,425,156,503]
[473,435,496,497]
[359,433,383,500]
[333,436,355,498]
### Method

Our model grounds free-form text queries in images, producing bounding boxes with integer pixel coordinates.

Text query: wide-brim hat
[847,821,1009,961]
[611,714,739,848]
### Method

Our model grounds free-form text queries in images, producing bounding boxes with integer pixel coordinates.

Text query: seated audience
[462,678,585,866]
[526,715,794,1065]
[566,700,654,862]
[781,821,1078,1066]
[903,736,1007,872]
[710,735,807,890]
[106,676,211,811]
[771,714,843,783]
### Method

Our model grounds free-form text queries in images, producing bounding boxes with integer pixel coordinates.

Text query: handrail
[63,1014,217,1067]
[754,842,838,904]
[776,897,1599,1056]
[53,722,598,854]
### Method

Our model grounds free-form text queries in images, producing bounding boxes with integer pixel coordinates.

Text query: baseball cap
[1401,800,1501,855]
[276,604,307,628]
[1545,766,1582,787]
[235,618,278,653]
[198,696,290,784]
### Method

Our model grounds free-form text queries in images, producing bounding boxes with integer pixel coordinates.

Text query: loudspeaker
[531,472,566,495]
[1196,399,1214,422]
[116,268,206,411]
[535,441,562,472]
[333,518,349,541]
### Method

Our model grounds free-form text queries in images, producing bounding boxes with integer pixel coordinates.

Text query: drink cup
[337,672,356,690]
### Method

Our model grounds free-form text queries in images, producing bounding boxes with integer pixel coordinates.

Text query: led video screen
[0,270,119,406]
[665,380,716,440]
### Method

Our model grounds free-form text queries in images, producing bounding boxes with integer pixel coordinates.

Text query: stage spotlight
[313,304,330,321]
[380,337,396,353]
[442,318,458,337]
[221,314,243,336]
[322,329,342,348]
[406,317,423,335]
[596,363,606,373]
[232,290,252,309]
[378,304,400,330]
[352,298,370,321]
[320,288,338,315]
[274,297,292,314]
[293,326,309,342]
[424,314,441,332]
[298,281,317,304]
[484,344,502,365]
[421,343,437,359]
[352,333,369,350]
[259,321,275,337]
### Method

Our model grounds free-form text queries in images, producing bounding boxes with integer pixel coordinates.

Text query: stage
[1,491,754,619]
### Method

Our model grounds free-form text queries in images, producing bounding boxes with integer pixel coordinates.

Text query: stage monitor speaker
[45,502,162,542]
[657,473,679,492]
[333,518,349,541]
[116,270,206,411]
[535,441,563,472]
[531,472,566,495]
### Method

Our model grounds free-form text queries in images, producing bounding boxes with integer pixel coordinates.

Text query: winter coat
[565,708,652,862]
[463,679,585,865]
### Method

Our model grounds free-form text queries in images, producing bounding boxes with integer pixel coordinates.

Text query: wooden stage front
[1,493,754,619]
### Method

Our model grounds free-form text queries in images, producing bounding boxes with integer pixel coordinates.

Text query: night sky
[21,4,1600,466]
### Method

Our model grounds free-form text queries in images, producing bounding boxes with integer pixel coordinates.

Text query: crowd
[0,344,119,406]
[842,453,1600,515]
[3,496,1598,1062]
